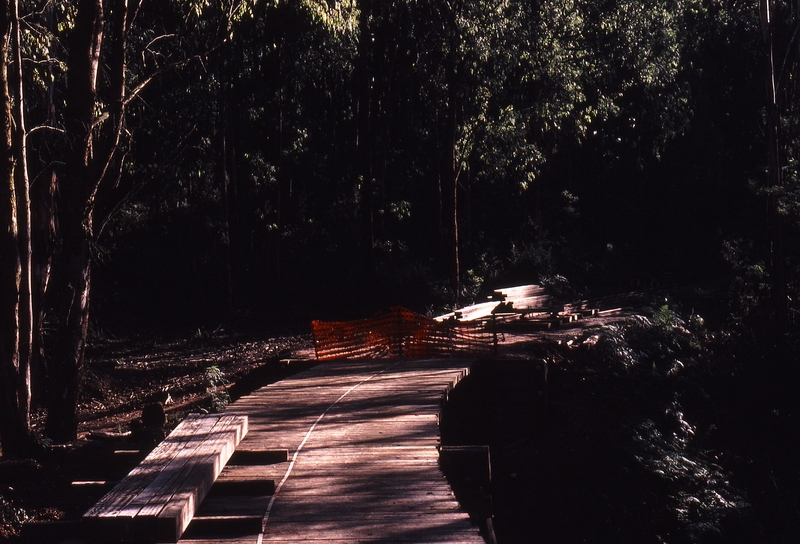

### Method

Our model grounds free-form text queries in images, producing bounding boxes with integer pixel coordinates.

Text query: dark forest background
[93,0,767,327]
[2,0,800,449]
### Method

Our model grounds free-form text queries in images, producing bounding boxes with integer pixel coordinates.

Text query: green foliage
[302,0,358,37]
[721,237,775,325]
[652,303,679,328]
[584,306,707,375]
[204,365,230,412]
[76,0,784,329]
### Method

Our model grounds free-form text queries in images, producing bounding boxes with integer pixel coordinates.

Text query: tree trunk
[29,1,58,408]
[31,169,55,406]
[219,54,234,312]
[45,0,137,442]
[44,234,91,443]
[45,0,104,442]
[0,0,29,456]
[760,0,788,328]
[445,82,460,306]
[442,4,461,307]
[10,0,31,431]
[356,0,375,278]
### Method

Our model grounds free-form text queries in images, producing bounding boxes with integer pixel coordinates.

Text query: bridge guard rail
[311,307,495,360]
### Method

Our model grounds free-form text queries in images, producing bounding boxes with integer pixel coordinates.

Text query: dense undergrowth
[441,305,800,543]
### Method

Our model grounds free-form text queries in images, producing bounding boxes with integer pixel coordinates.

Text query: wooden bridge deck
[180,358,484,544]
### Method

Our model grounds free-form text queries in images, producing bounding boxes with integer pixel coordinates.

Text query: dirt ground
[0,331,315,541]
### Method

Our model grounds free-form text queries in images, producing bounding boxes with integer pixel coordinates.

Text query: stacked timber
[82,414,248,543]
[436,284,607,331]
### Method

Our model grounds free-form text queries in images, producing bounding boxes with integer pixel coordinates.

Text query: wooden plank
[265,495,463,512]
[263,510,472,523]
[272,481,453,497]
[83,414,213,541]
[83,414,247,543]
[257,541,482,544]
[151,416,248,542]
[297,446,439,458]
[179,537,261,544]
[508,295,551,309]
[494,284,546,299]
[261,516,481,540]
[126,415,225,541]
[281,457,442,469]
[216,464,274,480]
[72,480,116,488]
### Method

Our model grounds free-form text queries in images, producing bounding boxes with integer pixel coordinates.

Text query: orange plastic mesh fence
[311,307,495,360]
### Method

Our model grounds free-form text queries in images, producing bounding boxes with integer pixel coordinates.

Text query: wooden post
[491,315,498,356]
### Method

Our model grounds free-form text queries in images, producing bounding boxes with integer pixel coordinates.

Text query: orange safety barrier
[311,307,495,360]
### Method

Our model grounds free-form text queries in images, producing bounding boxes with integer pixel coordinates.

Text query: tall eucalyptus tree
[0,0,26,456]
[758,0,800,328]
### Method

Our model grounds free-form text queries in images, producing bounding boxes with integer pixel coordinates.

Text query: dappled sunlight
[83,414,247,542]
[230,358,484,542]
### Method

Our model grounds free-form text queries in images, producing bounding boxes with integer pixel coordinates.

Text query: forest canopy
[0,0,797,452]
